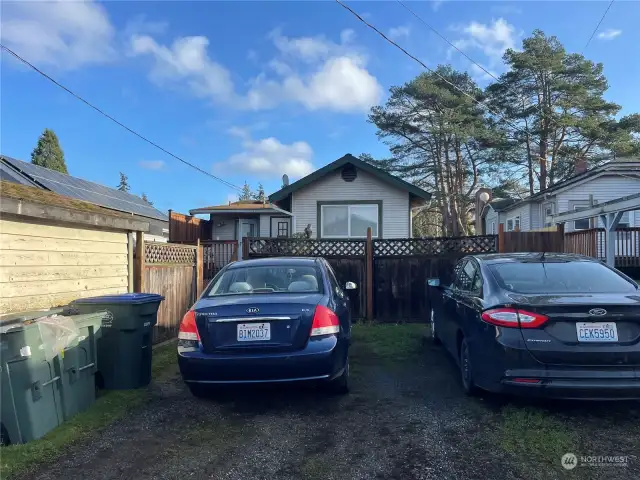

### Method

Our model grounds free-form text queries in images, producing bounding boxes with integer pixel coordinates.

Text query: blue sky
[2,1,638,215]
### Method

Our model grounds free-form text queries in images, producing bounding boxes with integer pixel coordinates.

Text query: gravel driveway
[14,325,640,480]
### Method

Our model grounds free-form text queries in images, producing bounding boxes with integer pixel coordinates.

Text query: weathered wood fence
[134,238,204,343]
[168,210,212,243]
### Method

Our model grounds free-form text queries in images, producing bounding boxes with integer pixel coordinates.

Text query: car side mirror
[427,278,440,287]
[345,281,357,290]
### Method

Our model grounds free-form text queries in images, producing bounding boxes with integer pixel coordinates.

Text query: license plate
[237,323,270,342]
[576,322,618,342]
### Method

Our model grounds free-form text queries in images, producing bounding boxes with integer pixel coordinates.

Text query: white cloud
[131,29,382,113]
[340,29,356,44]
[0,0,116,69]
[139,160,166,170]
[432,0,448,11]
[597,29,622,40]
[217,136,314,179]
[388,26,411,40]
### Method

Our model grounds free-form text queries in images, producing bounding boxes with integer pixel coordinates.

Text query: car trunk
[194,293,323,353]
[511,293,640,366]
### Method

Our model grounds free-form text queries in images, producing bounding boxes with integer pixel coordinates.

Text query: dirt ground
[13,325,640,480]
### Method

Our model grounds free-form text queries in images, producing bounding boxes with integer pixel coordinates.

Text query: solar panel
[1,156,168,221]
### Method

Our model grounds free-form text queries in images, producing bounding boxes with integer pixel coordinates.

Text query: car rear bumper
[178,335,347,384]
[500,367,640,400]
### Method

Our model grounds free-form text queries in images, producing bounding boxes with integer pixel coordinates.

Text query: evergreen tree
[253,183,266,203]
[141,193,153,206]
[117,172,130,192]
[239,182,253,201]
[31,129,69,174]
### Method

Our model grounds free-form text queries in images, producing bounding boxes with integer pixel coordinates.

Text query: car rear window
[489,261,637,294]
[207,265,323,296]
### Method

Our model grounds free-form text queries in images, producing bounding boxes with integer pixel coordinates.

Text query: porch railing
[202,240,237,282]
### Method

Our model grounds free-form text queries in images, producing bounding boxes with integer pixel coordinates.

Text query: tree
[239,182,253,201]
[141,193,153,206]
[253,183,266,203]
[31,129,69,173]
[487,30,640,193]
[366,66,508,236]
[117,172,130,192]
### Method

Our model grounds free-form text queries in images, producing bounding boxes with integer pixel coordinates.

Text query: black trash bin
[71,294,164,390]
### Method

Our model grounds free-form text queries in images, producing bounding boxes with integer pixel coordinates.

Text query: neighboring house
[190,154,432,250]
[0,155,169,241]
[0,180,149,315]
[480,159,640,235]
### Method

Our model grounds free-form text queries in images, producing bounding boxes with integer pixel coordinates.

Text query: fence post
[135,231,145,292]
[196,239,204,296]
[366,227,374,322]
[168,209,173,242]
[242,237,249,259]
[557,222,565,252]
[498,223,505,253]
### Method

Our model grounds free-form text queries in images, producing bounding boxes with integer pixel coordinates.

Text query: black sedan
[428,253,640,400]
[177,257,355,396]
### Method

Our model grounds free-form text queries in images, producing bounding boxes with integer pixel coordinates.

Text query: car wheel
[430,308,441,345]
[459,337,478,396]
[327,359,350,394]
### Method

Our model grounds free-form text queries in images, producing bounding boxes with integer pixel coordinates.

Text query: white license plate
[576,322,618,342]
[237,323,270,342]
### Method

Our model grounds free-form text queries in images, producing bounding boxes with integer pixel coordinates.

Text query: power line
[0,44,243,192]
[584,0,615,51]
[334,0,534,139]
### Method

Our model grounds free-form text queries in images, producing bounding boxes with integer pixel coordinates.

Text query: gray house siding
[504,203,530,231]
[485,208,500,234]
[291,168,410,238]
[259,214,271,238]
[209,214,236,241]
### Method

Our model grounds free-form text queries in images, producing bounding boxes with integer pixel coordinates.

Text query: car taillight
[178,310,200,344]
[481,308,548,328]
[310,305,340,336]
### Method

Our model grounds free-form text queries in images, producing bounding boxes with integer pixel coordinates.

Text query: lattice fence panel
[373,235,498,257]
[248,238,366,258]
[145,242,197,264]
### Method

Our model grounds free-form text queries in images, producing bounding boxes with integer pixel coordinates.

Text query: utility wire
[0,44,243,192]
[584,0,615,51]
[334,0,536,141]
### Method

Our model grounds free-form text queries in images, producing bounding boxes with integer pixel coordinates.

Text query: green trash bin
[56,310,105,421]
[0,310,65,445]
[71,294,164,390]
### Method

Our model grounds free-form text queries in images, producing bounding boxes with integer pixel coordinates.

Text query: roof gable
[268,154,431,202]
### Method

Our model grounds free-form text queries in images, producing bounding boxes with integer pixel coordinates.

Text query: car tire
[430,308,442,345]
[459,337,478,396]
[327,359,350,394]
[187,383,210,398]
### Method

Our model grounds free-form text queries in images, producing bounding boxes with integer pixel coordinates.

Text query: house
[0,180,149,315]
[188,154,432,252]
[0,155,169,241]
[479,159,640,235]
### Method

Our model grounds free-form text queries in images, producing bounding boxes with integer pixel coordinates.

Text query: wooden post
[127,232,134,292]
[242,237,249,260]
[498,223,505,253]
[196,239,204,296]
[135,231,145,292]
[557,222,565,252]
[168,209,173,242]
[231,242,238,262]
[366,227,374,322]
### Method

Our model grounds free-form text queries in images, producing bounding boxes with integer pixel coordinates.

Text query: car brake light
[481,308,548,328]
[310,305,340,336]
[513,378,541,384]
[178,310,200,342]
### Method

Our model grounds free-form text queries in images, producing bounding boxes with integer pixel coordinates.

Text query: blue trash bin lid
[73,293,165,305]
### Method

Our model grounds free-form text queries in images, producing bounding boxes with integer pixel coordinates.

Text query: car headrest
[301,275,318,290]
[229,282,253,293]
[288,281,313,292]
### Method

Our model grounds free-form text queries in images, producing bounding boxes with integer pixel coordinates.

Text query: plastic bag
[36,315,80,362]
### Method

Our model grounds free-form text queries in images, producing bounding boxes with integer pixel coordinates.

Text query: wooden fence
[168,210,212,243]
[134,239,204,343]
[499,223,565,253]
[565,227,640,267]
[202,240,238,283]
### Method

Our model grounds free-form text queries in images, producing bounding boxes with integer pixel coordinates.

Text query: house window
[277,221,289,237]
[320,203,379,238]
[506,216,520,232]
[573,206,590,230]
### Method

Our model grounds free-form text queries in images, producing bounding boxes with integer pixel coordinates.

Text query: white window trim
[573,205,591,231]
[506,215,520,232]
[320,204,379,239]
[491,222,496,234]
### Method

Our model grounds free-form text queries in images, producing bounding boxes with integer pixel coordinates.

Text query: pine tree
[117,172,130,192]
[141,193,153,206]
[31,129,69,173]
[253,183,266,203]
[239,182,253,201]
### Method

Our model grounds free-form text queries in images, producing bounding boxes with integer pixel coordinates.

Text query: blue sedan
[177,257,355,396]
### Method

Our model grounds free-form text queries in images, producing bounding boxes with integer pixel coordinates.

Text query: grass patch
[498,405,575,469]
[351,323,426,365]
[0,341,178,479]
